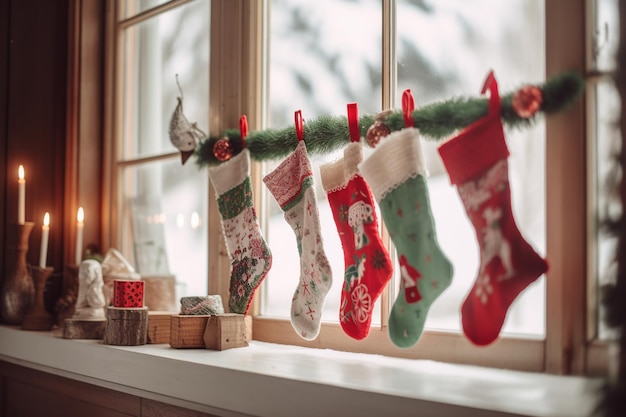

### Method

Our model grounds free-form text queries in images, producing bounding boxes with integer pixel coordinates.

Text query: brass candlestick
[1,222,35,324]
[22,266,54,330]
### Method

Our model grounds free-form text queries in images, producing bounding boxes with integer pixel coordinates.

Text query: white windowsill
[0,325,602,417]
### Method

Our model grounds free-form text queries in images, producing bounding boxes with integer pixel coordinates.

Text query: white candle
[75,207,84,265]
[39,212,50,268]
[18,165,25,224]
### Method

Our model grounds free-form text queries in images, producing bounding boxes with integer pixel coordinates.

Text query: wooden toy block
[170,314,252,349]
[102,306,148,346]
[169,315,211,348]
[147,311,173,344]
[203,314,250,350]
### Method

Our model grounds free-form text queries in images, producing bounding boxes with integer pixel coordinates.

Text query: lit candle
[18,165,25,224]
[75,207,84,265]
[39,212,50,268]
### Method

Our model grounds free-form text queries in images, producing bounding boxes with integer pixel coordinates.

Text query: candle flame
[43,212,50,227]
[18,165,24,180]
[77,207,84,223]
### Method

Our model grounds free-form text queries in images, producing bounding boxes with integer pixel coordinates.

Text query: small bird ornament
[168,75,206,164]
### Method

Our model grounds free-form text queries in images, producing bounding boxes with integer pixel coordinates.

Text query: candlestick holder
[22,266,54,330]
[1,222,35,324]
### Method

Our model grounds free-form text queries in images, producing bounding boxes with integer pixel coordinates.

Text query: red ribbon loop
[294,110,304,141]
[402,89,415,128]
[347,103,360,143]
[239,115,248,148]
[480,70,500,116]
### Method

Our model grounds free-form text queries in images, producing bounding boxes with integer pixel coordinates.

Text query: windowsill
[0,325,602,417]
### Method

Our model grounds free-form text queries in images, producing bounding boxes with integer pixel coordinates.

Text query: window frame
[102,0,608,375]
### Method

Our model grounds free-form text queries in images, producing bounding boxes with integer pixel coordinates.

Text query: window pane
[397,0,546,336]
[263,0,547,339]
[122,0,178,20]
[594,79,621,341]
[122,0,210,160]
[263,0,383,325]
[118,1,210,303]
[591,0,619,73]
[120,159,209,302]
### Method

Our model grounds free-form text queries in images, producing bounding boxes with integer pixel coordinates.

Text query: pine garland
[195,70,584,167]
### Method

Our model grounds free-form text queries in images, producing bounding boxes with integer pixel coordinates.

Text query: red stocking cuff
[438,71,510,185]
[437,114,509,185]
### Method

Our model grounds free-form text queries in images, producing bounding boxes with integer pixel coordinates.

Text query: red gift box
[113,280,144,308]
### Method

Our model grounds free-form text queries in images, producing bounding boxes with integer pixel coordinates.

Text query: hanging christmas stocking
[208,148,272,314]
[437,71,548,346]
[263,140,333,340]
[320,142,393,340]
[359,128,453,348]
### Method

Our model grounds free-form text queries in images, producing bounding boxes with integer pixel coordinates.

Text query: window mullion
[207,0,265,310]
[379,0,397,330]
[544,0,588,375]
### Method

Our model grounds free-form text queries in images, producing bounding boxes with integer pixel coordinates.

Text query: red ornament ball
[213,137,234,161]
[366,121,391,147]
[512,85,543,118]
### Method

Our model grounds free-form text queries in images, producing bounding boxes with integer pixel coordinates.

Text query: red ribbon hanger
[239,115,248,148]
[294,110,304,142]
[347,102,360,143]
[402,89,415,128]
[481,70,500,116]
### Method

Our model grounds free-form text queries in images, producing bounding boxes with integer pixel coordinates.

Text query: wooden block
[142,275,177,312]
[169,314,252,349]
[203,314,250,350]
[102,306,148,346]
[169,315,211,348]
[244,314,252,341]
[146,311,172,344]
[63,318,107,339]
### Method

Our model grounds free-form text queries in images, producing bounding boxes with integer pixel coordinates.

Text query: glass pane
[591,0,619,72]
[122,0,178,20]
[397,0,546,337]
[118,1,210,304]
[121,159,209,301]
[122,0,210,160]
[263,0,383,326]
[594,79,621,341]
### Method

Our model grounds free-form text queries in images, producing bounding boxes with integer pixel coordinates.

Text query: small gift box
[113,279,144,308]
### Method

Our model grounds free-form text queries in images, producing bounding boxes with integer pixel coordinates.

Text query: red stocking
[437,71,548,346]
[320,142,393,340]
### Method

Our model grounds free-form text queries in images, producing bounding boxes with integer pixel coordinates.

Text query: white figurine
[73,259,106,320]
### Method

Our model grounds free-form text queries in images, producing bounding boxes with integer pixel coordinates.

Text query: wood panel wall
[2,0,69,273]
[0,361,220,417]
[1,0,104,296]
[0,0,9,281]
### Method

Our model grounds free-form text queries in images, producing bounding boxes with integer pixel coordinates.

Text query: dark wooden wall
[0,0,8,283]
[1,0,104,293]
[0,361,220,417]
[1,0,69,279]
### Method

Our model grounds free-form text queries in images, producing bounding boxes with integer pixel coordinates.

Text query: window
[106,0,609,375]
[108,0,210,303]
[256,0,551,370]
[263,0,546,339]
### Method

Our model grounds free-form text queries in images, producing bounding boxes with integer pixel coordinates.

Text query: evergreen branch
[195,71,584,167]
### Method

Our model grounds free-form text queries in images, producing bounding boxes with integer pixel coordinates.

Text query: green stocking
[359,128,453,347]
